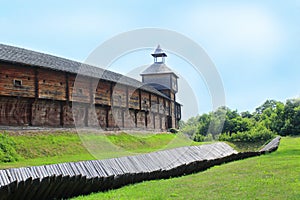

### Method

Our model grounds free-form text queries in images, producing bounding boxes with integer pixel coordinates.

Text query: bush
[193,133,215,142]
[0,132,19,162]
[180,125,198,137]
[193,134,205,142]
[219,125,275,143]
[204,133,214,142]
[169,128,179,134]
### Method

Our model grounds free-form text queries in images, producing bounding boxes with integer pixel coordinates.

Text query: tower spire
[151,44,167,63]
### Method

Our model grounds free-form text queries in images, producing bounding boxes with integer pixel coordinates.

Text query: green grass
[0,131,200,169]
[72,136,300,200]
[0,131,92,169]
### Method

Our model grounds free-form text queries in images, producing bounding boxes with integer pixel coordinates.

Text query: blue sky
[1,0,299,120]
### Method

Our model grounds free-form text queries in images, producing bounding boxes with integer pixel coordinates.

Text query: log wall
[38,68,66,101]
[68,75,91,103]
[128,87,140,110]
[31,100,61,126]
[0,97,31,125]
[155,114,161,129]
[112,85,127,108]
[136,111,146,128]
[147,113,154,129]
[141,91,150,111]
[150,94,158,113]
[94,81,111,106]
[124,110,136,129]
[0,62,178,130]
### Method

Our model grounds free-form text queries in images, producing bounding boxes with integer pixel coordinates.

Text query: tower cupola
[151,44,167,63]
[140,45,178,96]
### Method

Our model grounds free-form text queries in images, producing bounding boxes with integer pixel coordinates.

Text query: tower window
[13,79,22,87]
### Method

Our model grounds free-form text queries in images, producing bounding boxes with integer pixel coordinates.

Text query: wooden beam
[139,89,141,110]
[89,79,93,104]
[153,113,155,129]
[160,114,162,129]
[149,93,151,109]
[65,73,69,102]
[34,68,39,99]
[60,101,64,127]
[110,82,113,106]
[134,110,137,128]
[122,109,125,128]
[145,111,147,128]
[126,86,129,108]
[157,96,159,113]
[106,107,109,128]
[84,104,88,127]
[28,98,34,126]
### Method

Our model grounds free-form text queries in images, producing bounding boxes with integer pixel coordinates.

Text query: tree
[182,98,300,143]
[255,100,278,115]
[280,99,300,135]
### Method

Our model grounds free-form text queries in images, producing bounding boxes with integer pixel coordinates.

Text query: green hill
[0,130,200,169]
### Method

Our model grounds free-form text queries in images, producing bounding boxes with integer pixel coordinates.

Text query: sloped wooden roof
[141,62,178,77]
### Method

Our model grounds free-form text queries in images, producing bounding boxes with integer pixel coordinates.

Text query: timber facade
[0,44,181,131]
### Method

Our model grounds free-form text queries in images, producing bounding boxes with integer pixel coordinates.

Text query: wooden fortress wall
[0,62,180,130]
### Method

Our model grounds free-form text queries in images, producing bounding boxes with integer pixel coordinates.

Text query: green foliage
[181,98,300,143]
[193,133,215,142]
[181,124,198,138]
[193,134,204,142]
[0,132,19,162]
[279,99,300,135]
[219,125,275,143]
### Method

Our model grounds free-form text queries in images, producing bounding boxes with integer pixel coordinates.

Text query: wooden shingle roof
[140,62,178,77]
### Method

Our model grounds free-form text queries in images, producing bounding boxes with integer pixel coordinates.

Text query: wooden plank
[0,170,10,187]
[60,101,64,126]
[34,68,39,99]
[65,73,69,101]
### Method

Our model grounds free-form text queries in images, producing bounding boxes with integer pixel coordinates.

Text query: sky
[1,0,299,120]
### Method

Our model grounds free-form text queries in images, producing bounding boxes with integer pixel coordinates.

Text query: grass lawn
[72,136,300,200]
[0,130,200,169]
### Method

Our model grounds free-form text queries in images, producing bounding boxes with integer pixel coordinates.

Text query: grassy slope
[0,131,199,169]
[72,136,300,200]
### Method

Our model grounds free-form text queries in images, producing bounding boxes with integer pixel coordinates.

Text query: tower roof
[151,44,167,57]
[140,62,177,77]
